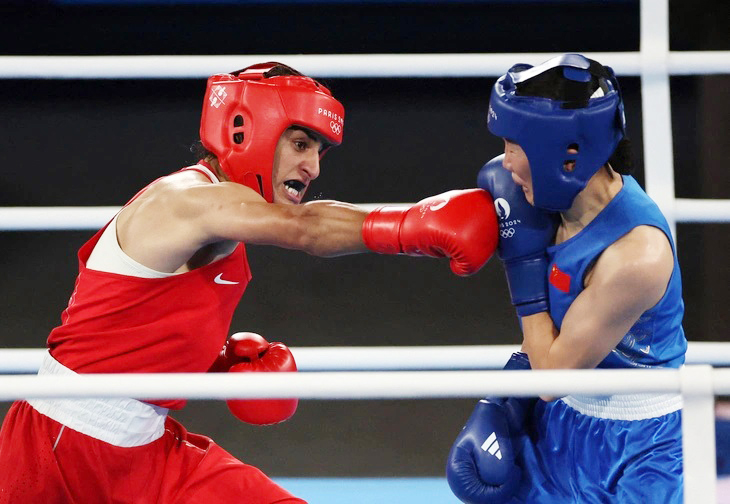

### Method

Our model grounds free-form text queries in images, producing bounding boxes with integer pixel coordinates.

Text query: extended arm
[116,174,368,271]
[201,191,370,257]
[117,170,498,275]
[204,185,499,273]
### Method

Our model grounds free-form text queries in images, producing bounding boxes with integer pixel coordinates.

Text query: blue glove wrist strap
[504,253,549,317]
[487,352,536,432]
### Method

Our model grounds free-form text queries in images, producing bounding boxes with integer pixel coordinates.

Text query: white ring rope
[0,204,381,231]
[0,358,723,504]
[0,366,726,401]
[2,342,729,375]
[674,199,730,223]
[2,198,730,231]
[1,46,729,230]
[0,51,729,79]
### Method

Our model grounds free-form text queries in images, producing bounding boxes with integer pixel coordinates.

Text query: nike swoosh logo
[214,273,239,285]
[428,199,448,212]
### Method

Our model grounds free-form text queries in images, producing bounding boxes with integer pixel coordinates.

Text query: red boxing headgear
[199,62,345,203]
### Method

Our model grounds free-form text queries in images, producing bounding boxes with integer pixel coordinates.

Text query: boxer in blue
[447,54,686,503]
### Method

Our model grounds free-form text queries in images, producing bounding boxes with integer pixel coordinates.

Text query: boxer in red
[0,62,499,503]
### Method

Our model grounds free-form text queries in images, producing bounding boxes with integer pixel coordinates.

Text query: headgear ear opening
[488,53,625,211]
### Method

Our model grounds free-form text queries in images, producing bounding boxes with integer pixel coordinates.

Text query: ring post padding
[680,365,717,504]
[640,0,677,239]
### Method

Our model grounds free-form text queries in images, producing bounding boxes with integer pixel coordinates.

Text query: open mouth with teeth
[284,180,306,199]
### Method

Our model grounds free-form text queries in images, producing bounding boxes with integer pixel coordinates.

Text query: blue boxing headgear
[487,53,626,211]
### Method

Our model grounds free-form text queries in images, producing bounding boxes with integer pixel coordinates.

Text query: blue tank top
[546,175,686,369]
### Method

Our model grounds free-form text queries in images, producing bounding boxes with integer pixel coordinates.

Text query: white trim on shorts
[561,393,683,421]
[27,351,168,447]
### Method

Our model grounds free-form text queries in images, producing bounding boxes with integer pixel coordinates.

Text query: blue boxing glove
[477,155,559,317]
[446,352,534,504]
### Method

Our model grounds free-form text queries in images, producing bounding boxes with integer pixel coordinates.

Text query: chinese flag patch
[550,263,571,293]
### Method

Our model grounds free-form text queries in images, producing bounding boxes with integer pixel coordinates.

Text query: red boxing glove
[212,332,298,426]
[361,189,499,276]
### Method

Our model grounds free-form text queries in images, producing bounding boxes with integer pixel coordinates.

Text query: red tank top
[47,168,251,409]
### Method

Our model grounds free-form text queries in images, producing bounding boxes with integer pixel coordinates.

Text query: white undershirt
[86,164,219,278]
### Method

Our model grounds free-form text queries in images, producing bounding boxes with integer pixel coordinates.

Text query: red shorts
[0,401,306,504]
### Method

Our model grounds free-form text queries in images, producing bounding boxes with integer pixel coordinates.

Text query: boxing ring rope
[0,364,723,503]
[0,366,722,401]
[2,342,730,374]
[2,197,730,231]
[1,45,729,231]
[0,51,728,79]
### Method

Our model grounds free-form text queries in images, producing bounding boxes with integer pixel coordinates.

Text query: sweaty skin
[116,128,369,275]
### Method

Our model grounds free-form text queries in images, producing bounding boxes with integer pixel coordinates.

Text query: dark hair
[190,140,212,161]
[514,66,633,175]
[260,63,305,79]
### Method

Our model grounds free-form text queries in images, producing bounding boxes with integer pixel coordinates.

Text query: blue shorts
[509,394,683,503]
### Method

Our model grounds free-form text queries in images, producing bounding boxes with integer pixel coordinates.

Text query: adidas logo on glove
[481,432,502,460]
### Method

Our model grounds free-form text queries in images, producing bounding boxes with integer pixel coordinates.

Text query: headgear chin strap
[199,62,345,203]
[487,53,626,211]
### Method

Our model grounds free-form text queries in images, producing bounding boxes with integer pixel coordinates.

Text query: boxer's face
[271,127,323,205]
[502,139,534,204]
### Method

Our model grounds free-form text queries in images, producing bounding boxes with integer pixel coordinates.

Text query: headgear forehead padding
[199,62,345,203]
[487,53,626,211]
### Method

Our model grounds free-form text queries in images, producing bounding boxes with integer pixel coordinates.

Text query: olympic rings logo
[330,121,342,135]
[500,228,515,239]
